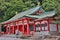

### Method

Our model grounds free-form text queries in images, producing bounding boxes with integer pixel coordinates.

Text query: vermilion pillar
[16,22,19,30]
[12,26,14,34]
[6,25,8,34]
[10,23,15,34]
[48,21,50,31]
[56,24,58,32]
[34,21,36,32]
[7,24,10,34]
[6,24,9,34]
[22,19,24,35]
[26,18,30,36]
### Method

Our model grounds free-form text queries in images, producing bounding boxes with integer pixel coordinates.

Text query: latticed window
[42,23,47,27]
[30,25,34,31]
[41,23,47,31]
[35,22,40,32]
[36,24,40,32]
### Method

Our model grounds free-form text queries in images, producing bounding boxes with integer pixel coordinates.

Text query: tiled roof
[0,6,56,24]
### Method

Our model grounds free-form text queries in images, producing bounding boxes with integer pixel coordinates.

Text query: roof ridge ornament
[37,2,40,6]
[16,12,18,15]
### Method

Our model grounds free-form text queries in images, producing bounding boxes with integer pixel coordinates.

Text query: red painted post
[26,18,30,36]
[56,24,58,32]
[7,24,10,34]
[48,20,50,31]
[22,19,24,35]
[12,26,14,34]
[6,25,8,34]
[40,20,42,31]
[34,21,36,32]
[11,23,14,34]
[6,24,9,34]
[16,22,19,30]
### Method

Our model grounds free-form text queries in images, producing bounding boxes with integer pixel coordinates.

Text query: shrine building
[0,6,60,36]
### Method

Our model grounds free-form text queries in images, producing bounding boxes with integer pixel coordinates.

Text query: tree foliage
[0,0,36,22]
[0,0,60,24]
[42,0,60,24]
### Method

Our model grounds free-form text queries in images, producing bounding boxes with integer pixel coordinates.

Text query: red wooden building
[0,6,59,36]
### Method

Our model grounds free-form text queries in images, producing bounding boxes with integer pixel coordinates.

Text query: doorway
[1,25,6,33]
[24,25,27,35]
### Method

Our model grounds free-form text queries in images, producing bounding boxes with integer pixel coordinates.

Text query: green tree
[0,0,36,22]
[42,0,60,24]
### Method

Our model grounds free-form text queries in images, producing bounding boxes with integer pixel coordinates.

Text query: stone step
[49,31,59,35]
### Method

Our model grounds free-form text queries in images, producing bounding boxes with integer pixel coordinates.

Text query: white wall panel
[50,24,56,31]
[58,25,60,32]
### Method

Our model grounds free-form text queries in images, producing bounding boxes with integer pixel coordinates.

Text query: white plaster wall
[50,24,57,31]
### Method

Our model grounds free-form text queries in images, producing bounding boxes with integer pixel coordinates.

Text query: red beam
[26,18,30,36]
[56,24,58,32]
[34,21,36,32]
[22,19,24,35]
